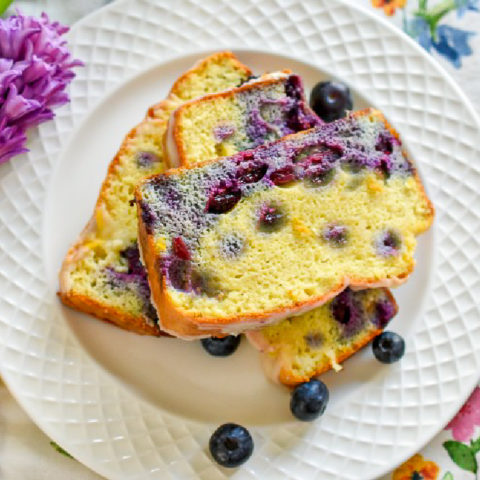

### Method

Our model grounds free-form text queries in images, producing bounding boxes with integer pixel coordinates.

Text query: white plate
[1,1,480,479]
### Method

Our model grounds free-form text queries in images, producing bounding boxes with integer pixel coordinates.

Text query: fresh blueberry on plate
[310,81,353,122]
[201,335,241,356]
[209,423,254,467]
[372,331,405,363]
[290,379,329,421]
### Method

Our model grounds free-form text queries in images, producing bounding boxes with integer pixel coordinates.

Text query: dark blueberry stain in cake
[331,288,365,337]
[375,131,398,155]
[285,75,303,102]
[105,243,157,321]
[206,182,242,214]
[191,270,220,297]
[269,165,296,186]
[323,223,349,247]
[165,189,182,209]
[373,298,397,328]
[136,151,160,168]
[341,154,368,174]
[293,145,326,164]
[120,245,145,276]
[376,229,401,257]
[379,154,393,179]
[214,124,235,142]
[293,143,342,166]
[258,204,286,233]
[172,236,191,261]
[285,76,323,131]
[236,162,268,184]
[287,102,323,132]
[246,108,274,147]
[219,234,245,259]
[305,166,336,187]
[305,332,323,348]
[140,201,156,234]
[167,257,190,291]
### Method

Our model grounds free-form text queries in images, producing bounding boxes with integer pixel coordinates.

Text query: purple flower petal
[0,10,83,163]
[23,55,52,83]
[1,84,41,121]
[0,119,27,164]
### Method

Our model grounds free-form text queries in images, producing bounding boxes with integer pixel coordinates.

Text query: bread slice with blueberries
[136,108,434,339]
[247,287,398,386]
[164,71,321,167]
[58,52,252,335]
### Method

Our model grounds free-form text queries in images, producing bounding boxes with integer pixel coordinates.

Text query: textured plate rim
[0,0,479,479]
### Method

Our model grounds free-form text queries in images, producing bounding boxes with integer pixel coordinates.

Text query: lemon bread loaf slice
[58,52,252,335]
[165,71,321,167]
[136,108,433,338]
[247,287,397,386]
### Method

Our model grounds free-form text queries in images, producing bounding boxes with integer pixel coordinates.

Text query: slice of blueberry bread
[247,287,397,386]
[165,71,321,167]
[58,52,252,335]
[136,108,434,338]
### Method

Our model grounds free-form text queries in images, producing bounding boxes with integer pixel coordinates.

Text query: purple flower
[0,11,83,164]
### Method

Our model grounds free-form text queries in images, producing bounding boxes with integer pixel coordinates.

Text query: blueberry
[167,258,190,291]
[207,184,241,214]
[258,204,285,232]
[237,162,268,184]
[372,331,405,364]
[190,270,220,298]
[136,151,159,168]
[374,300,397,329]
[269,165,296,186]
[209,423,254,468]
[290,379,329,421]
[376,230,401,257]
[201,335,241,356]
[310,81,353,122]
[323,223,348,247]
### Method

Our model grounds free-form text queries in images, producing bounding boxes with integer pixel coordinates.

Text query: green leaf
[418,0,429,13]
[470,435,480,454]
[50,441,74,459]
[0,0,13,16]
[443,441,477,474]
[441,472,454,480]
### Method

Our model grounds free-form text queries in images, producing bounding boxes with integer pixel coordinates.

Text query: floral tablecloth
[0,1,479,479]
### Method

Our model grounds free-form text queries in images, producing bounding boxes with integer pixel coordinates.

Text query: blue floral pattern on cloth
[372,0,479,68]
[369,4,479,475]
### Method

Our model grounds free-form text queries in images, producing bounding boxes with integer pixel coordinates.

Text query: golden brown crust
[136,109,433,338]
[277,329,380,386]
[59,52,251,336]
[58,291,162,336]
[147,52,252,121]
